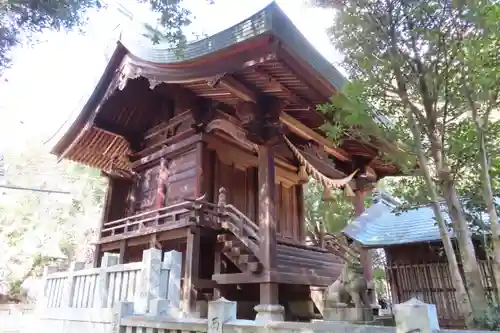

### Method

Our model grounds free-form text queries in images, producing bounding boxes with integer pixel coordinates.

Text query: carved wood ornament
[154,157,169,209]
[205,118,258,152]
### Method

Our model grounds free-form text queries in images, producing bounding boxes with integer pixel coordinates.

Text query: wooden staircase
[215,187,263,274]
[217,233,262,273]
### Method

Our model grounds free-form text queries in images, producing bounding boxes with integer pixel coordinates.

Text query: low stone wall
[0,304,35,333]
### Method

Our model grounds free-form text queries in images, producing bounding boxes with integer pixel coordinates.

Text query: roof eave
[50,43,128,157]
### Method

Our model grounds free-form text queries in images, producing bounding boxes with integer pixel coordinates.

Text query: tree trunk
[407,112,474,327]
[475,121,500,299]
[427,131,488,314]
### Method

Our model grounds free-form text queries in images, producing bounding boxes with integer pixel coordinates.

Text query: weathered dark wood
[93,116,142,151]
[258,143,279,306]
[212,270,334,286]
[210,74,258,103]
[93,176,115,267]
[258,145,277,271]
[213,251,222,299]
[195,141,205,197]
[118,240,127,264]
[280,112,349,162]
[182,228,200,315]
[352,190,373,282]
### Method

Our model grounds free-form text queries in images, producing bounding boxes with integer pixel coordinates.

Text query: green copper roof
[119,2,348,90]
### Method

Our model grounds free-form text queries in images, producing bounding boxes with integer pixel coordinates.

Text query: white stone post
[163,250,182,317]
[136,248,162,314]
[208,298,237,333]
[61,261,85,307]
[394,298,440,333]
[111,302,134,333]
[95,252,119,308]
[39,265,58,308]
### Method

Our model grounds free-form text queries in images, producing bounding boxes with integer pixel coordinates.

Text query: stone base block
[254,304,285,322]
[323,306,374,322]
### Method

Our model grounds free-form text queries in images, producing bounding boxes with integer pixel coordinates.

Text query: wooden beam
[251,68,310,108]
[131,133,202,169]
[258,145,278,271]
[212,271,334,286]
[210,74,258,103]
[94,176,115,267]
[118,239,126,264]
[280,112,350,162]
[182,228,200,315]
[93,117,142,151]
[213,252,222,299]
[257,144,280,307]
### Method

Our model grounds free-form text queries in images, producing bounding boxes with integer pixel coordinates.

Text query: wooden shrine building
[343,190,496,328]
[51,3,400,320]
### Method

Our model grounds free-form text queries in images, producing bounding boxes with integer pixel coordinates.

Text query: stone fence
[30,249,496,333]
[35,248,182,333]
[113,297,491,333]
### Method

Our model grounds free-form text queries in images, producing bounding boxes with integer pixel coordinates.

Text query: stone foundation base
[254,304,285,322]
[323,306,374,322]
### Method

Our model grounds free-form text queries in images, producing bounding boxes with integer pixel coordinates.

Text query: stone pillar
[111,302,134,333]
[394,298,439,333]
[136,248,162,314]
[96,252,119,307]
[164,250,182,311]
[208,298,237,333]
[61,261,85,307]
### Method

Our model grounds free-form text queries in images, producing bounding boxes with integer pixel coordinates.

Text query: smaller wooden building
[343,190,496,328]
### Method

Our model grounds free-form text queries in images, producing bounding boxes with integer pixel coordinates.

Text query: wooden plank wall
[106,178,132,222]
[133,149,197,213]
[211,153,302,242]
[385,244,497,328]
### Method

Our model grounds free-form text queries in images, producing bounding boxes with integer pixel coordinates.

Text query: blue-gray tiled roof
[342,191,452,247]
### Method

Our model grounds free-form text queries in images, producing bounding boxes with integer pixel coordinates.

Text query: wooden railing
[101,201,194,238]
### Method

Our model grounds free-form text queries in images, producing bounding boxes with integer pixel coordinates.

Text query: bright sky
[0,0,342,151]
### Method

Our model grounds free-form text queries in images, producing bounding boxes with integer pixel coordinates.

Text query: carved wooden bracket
[205,118,258,152]
[191,101,217,133]
[235,97,284,145]
[302,141,329,161]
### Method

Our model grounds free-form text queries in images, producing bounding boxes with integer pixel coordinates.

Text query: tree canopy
[0,143,105,301]
[0,0,200,74]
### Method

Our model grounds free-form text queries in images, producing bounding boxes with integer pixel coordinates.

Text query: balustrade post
[111,302,134,333]
[164,250,182,314]
[95,252,119,308]
[136,248,162,314]
[217,187,228,228]
[61,261,85,308]
[394,298,439,333]
[208,298,237,333]
[39,265,58,308]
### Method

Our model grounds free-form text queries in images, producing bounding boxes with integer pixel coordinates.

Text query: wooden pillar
[297,185,305,243]
[257,145,279,304]
[195,141,205,196]
[182,228,200,315]
[213,251,222,299]
[353,190,373,282]
[118,239,127,264]
[94,176,114,268]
